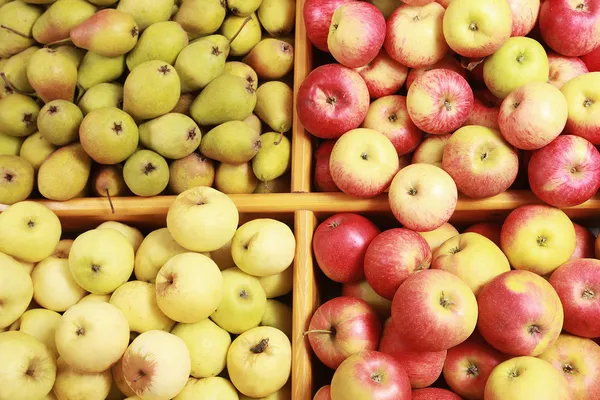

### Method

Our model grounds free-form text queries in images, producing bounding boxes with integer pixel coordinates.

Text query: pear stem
[303,329,332,336]
[43,38,73,48]
[229,16,253,45]
[274,132,285,145]
[106,189,115,214]
[0,25,31,39]
[0,72,37,97]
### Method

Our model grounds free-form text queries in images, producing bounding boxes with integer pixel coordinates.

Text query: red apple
[342,279,393,319]
[570,223,596,260]
[355,49,409,99]
[412,388,463,400]
[306,296,382,370]
[411,134,451,168]
[314,385,332,400]
[464,222,502,247]
[463,94,500,130]
[507,0,540,37]
[314,140,340,192]
[547,52,589,88]
[313,213,380,283]
[405,54,467,90]
[304,0,356,52]
[560,72,600,145]
[549,258,600,338]
[582,45,600,72]
[528,135,600,207]
[296,63,370,139]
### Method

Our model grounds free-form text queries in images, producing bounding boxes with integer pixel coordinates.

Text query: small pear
[19,131,57,170]
[70,9,139,57]
[190,74,257,126]
[0,133,24,156]
[55,45,86,68]
[123,149,169,196]
[78,83,123,115]
[244,113,262,133]
[38,100,83,146]
[0,1,43,58]
[215,162,258,194]
[79,107,139,165]
[220,13,262,57]
[0,155,34,204]
[254,81,293,133]
[243,39,294,80]
[257,0,295,37]
[32,0,97,44]
[117,0,174,31]
[126,21,189,71]
[123,60,180,121]
[0,94,40,137]
[224,61,258,92]
[0,46,38,93]
[228,0,262,17]
[37,142,92,201]
[252,132,291,182]
[253,174,290,193]
[200,121,261,164]
[175,34,229,93]
[139,113,201,159]
[27,48,77,103]
[171,93,195,116]
[168,153,215,194]
[92,164,128,197]
[77,52,125,90]
[174,0,226,37]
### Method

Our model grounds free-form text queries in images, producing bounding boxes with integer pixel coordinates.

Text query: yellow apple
[173,377,238,400]
[18,259,35,274]
[210,239,236,270]
[52,239,74,259]
[78,293,111,303]
[112,357,136,398]
[561,72,600,145]
[53,357,112,400]
[0,252,33,328]
[260,299,292,339]
[97,221,144,252]
[417,222,459,252]
[134,227,188,282]
[259,266,293,298]
[32,256,87,312]
[12,308,61,357]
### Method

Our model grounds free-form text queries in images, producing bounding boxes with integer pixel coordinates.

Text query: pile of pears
[0,0,295,206]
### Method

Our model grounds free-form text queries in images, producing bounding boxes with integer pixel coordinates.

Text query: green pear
[0,1,42,58]
[175,34,229,93]
[171,93,195,116]
[37,143,92,201]
[126,21,188,71]
[257,0,295,37]
[117,0,174,31]
[221,13,262,57]
[139,113,201,160]
[190,74,257,126]
[244,113,262,133]
[0,155,34,204]
[200,121,261,164]
[38,99,83,146]
[252,132,291,182]
[32,0,97,44]
[123,60,180,121]
[254,81,293,133]
[78,83,123,115]
[19,131,57,170]
[253,174,290,193]
[228,0,262,17]
[243,39,294,80]
[92,164,128,198]
[0,132,24,156]
[168,153,215,195]
[27,48,77,103]
[0,94,39,137]
[0,46,38,93]
[123,149,169,197]
[174,0,226,37]
[77,51,125,90]
[224,61,258,92]
[55,45,86,68]
[215,162,258,194]
[70,9,139,57]
[80,107,139,165]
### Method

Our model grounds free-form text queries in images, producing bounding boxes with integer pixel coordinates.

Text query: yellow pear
[37,99,83,146]
[257,0,296,37]
[224,61,258,92]
[0,46,38,93]
[19,131,57,170]
[78,82,123,115]
[0,1,42,58]
[32,0,97,44]
[70,9,139,57]
[126,20,189,71]
[27,48,77,103]
[123,149,170,197]
[228,0,262,17]
[0,155,34,204]
[0,133,24,156]
[0,93,39,137]
[174,0,226,37]
[215,162,258,194]
[220,13,262,57]
[254,81,293,133]
[117,0,174,30]
[77,51,125,90]
[252,132,291,182]
[168,153,215,195]
[37,143,92,201]
[243,38,294,80]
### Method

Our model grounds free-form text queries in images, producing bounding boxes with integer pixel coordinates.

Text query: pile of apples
[301,0,600,224]
[0,186,296,400]
[307,207,600,400]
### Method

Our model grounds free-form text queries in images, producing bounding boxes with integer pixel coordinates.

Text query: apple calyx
[250,338,270,354]
[326,96,337,105]
[449,246,462,254]
[408,188,418,196]
[466,363,480,377]
[536,236,548,247]
[582,288,596,299]
[469,22,478,32]
[527,324,541,335]
[512,102,521,109]
[562,363,579,375]
[370,372,383,383]
[439,291,454,308]
[239,289,249,299]
[508,368,520,379]
[328,221,340,229]
[388,113,398,123]
[76,326,85,336]
[481,151,489,161]
[361,152,369,161]
[26,220,34,228]
[443,100,453,111]
[583,99,594,108]
[91,264,101,273]
[0,24,31,39]
[516,54,526,64]
[576,2,587,11]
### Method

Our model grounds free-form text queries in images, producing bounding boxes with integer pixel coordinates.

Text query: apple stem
[0,24,31,38]
[106,189,115,214]
[303,329,332,336]
[229,15,253,45]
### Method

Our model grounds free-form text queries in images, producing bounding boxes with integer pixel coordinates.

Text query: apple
[500,204,576,275]
[405,54,467,90]
[442,0,512,58]
[539,0,600,57]
[306,296,382,370]
[259,267,293,299]
[412,388,463,400]
[547,52,589,89]
[442,125,519,198]
[112,357,136,398]
[313,213,380,283]
[464,222,502,247]
[134,228,187,282]
[330,350,412,400]
[561,72,600,145]
[392,269,478,352]
[10,309,61,358]
[296,64,370,139]
[407,69,474,134]
[498,81,568,150]
[570,223,596,260]
[411,134,451,168]
[330,128,400,197]
[582,45,600,72]
[342,280,393,319]
[385,3,449,68]
[314,140,340,192]
[173,377,238,400]
[304,0,356,52]
[97,221,144,252]
[32,255,87,312]
[0,252,33,329]
[417,222,459,252]
[53,357,112,400]
[507,0,540,36]
[483,37,550,99]
[463,93,501,130]
[260,299,292,338]
[355,49,409,99]
[79,293,110,303]
[389,163,458,232]
[367,0,404,18]
[314,385,331,400]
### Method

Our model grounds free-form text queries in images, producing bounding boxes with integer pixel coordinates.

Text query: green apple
[0,252,33,329]
[32,256,87,312]
[134,227,188,282]
[10,308,61,358]
[96,221,144,252]
[259,266,293,298]
[210,268,267,334]
[210,239,236,271]
[53,357,111,400]
[483,37,550,99]
[174,377,238,400]
[69,228,135,294]
[260,299,292,339]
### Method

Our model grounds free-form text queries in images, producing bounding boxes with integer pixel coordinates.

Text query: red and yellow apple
[355,49,408,99]
[314,140,340,193]
[411,134,451,168]
[570,223,596,260]
[463,92,501,130]
[405,54,467,90]
[417,222,459,252]
[561,72,600,145]
[547,52,589,89]
[464,222,502,246]
[303,0,356,52]
[507,0,540,36]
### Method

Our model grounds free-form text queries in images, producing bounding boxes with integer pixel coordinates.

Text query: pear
[37,143,92,201]
[0,133,24,156]
[27,48,77,103]
[215,162,258,194]
[171,93,195,116]
[244,113,262,133]
[252,132,291,182]
[92,164,128,198]
[254,81,293,133]
[0,46,38,93]
[78,83,123,115]
[0,155,34,204]
[38,100,83,146]
[117,0,174,31]
[243,39,294,80]
[174,0,226,37]
[123,60,180,121]
[19,131,57,170]
[88,0,117,4]
[200,121,261,164]
[221,13,262,57]
[253,174,290,193]
[0,94,40,137]
[175,34,229,93]
[257,0,295,37]
[32,0,97,45]
[139,113,201,160]
[123,149,169,197]
[228,0,262,17]
[70,9,139,57]
[126,21,188,71]
[77,52,125,90]
[0,1,43,58]
[168,153,215,195]
[224,61,258,92]
[190,74,257,126]
[54,46,86,69]
[79,107,139,165]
